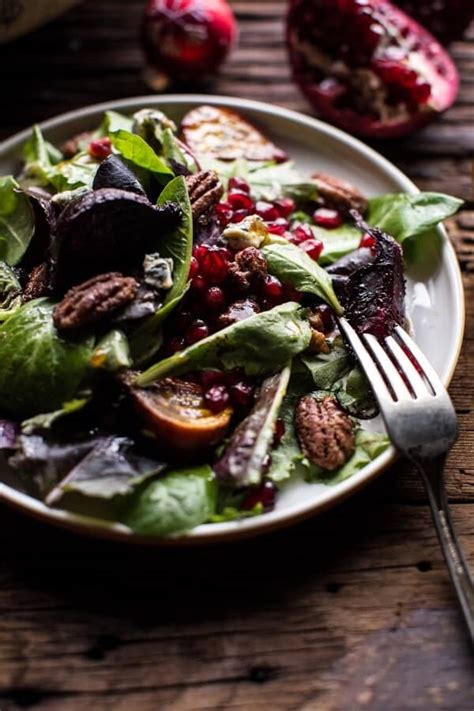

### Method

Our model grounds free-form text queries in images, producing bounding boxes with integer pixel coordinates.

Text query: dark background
[0,2,473,709]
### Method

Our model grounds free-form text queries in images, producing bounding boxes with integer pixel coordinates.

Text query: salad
[0,104,463,536]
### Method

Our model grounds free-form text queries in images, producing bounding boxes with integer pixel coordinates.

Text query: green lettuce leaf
[0,299,94,416]
[262,242,343,314]
[136,302,312,385]
[0,260,22,319]
[90,330,131,371]
[0,177,35,265]
[122,465,217,536]
[110,130,173,183]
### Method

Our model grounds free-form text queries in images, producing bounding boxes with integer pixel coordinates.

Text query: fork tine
[385,335,428,398]
[363,334,411,401]
[394,326,443,395]
[338,318,393,406]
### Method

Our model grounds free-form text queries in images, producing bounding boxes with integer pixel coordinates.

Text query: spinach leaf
[0,177,35,265]
[214,365,291,487]
[315,224,362,266]
[304,429,389,484]
[129,176,193,365]
[122,465,217,536]
[89,330,131,371]
[0,299,94,416]
[0,261,22,320]
[100,110,134,135]
[333,366,378,419]
[367,192,463,244]
[136,302,312,385]
[262,242,343,314]
[298,340,351,390]
[110,130,173,183]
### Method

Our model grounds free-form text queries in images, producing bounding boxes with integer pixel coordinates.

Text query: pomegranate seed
[204,286,226,310]
[186,319,209,345]
[191,274,207,293]
[199,247,230,284]
[229,380,255,409]
[283,283,302,302]
[255,200,279,222]
[230,209,249,223]
[242,480,277,512]
[292,223,314,244]
[315,305,335,333]
[267,217,289,235]
[274,197,295,218]
[204,384,230,413]
[164,336,185,356]
[313,208,343,229]
[215,202,233,226]
[193,244,208,261]
[189,256,199,279]
[227,191,255,212]
[273,418,286,446]
[300,238,324,261]
[261,274,284,302]
[225,368,245,386]
[413,79,431,104]
[175,310,192,332]
[201,370,226,388]
[360,233,377,250]
[228,176,250,194]
[88,137,112,160]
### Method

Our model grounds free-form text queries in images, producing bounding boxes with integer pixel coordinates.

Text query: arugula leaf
[262,242,343,314]
[0,299,94,416]
[109,130,173,183]
[136,302,312,385]
[90,330,131,371]
[367,192,463,243]
[304,429,389,484]
[214,365,291,487]
[0,177,35,265]
[0,261,22,319]
[122,465,217,536]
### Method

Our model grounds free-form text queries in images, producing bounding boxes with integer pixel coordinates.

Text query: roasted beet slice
[22,188,56,269]
[52,188,181,290]
[92,155,147,197]
[328,215,405,338]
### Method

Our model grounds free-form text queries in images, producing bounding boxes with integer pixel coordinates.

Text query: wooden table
[0,2,473,709]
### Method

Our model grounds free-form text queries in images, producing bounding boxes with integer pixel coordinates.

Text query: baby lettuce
[0,299,94,416]
[136,302,312,385]
[214,365,291,487]
[0,261,22,320]
[129,176,193,364]
[109,130,173,184]
[262,242,343,314]
[122,465,217,536]
[0,177,35,265]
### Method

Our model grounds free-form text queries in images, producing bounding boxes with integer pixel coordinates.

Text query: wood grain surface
[0,1,473,709]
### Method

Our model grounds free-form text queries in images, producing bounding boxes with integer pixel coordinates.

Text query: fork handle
[413,454,474,646]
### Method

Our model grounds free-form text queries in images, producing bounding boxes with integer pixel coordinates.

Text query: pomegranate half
[287,0,459,138]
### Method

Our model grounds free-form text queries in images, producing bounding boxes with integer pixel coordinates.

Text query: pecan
[295,395,355,471]
[308,329,330,354]
[185,170,224,224]
[60,131,94,159]
[23,262,53,302]
[312,173,368,215]
[227,247,268,293]
[217,298,261,328]
[53,272,138,331]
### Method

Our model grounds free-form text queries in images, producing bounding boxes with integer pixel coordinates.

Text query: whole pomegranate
[287,0,460,138]
[395,0,474,45]
[142,0,237,88]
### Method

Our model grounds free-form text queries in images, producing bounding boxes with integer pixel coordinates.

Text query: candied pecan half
[217,298,261,328]
[295,395,355,471]
[53,272,138,331]
[23,262,53,302]
[312,173,368,215]
[227,247,268,293]
[185,170,224,224]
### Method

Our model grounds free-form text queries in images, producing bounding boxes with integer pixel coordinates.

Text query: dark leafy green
[262,242,343,313]
[214,365,291,487]
[122,465,217,536]
[0,177,35,265]
[136,302,312,385]
[0,299,94,416]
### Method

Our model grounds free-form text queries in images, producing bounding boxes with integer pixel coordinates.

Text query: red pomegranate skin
[287,0,460,138]
[142,0,237,83]
[395,0,474,45]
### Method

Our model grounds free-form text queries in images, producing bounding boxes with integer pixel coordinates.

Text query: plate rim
[0,94,465,545]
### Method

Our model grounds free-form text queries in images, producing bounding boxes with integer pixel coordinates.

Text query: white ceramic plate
[0,95,465,545]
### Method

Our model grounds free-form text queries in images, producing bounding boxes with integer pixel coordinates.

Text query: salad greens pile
[0,104,463,537]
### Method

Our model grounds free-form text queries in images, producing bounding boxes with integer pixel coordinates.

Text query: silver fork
[339,317,474,645]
